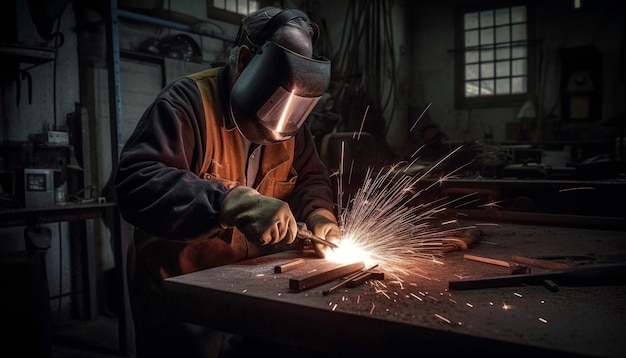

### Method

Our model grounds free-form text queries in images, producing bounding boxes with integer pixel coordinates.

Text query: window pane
[480,10,494,27]
[466,64,479,80]
[511,24,527,41]
[237,1,247,14]
[496,47,510,60]
[465,12,479,29]
[460,5,529,102]
[226,0,237,12]
[213,0,225,8]
[496,78,510,94]
[249,0,259,12]
[465,30,479,47]
[481,49,494,62]
[480,62,494,78]
[511,6,526,23]
[480,28,494,45]
[512,77,526,93]
[495,26,510,43]
[465,50,479,63]
[496,61,510,76]
[495,8,509,25]
[480,79,494,95]
[512,59,526,76]
[466,81,480,97]
[512,45,527,58]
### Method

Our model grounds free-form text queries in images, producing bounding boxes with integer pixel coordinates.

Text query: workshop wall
[409,0,626,148]
[0,0,83,323]
[307,0,412,159]
[1,0,79,141]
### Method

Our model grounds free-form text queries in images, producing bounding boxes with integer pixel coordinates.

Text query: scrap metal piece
[440,228,483,252]
[345,271,385,288]
[511,255,573,271]
[274,258,305,273]
[322,264,380,295]
[463,254,530,275]
[464,254,510,267]
[543,279,559,292]
[289,261,364,292]
[449,263,626,290]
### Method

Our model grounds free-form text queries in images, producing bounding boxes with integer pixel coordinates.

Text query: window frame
[454,0,536,109]
[207,0,262,24]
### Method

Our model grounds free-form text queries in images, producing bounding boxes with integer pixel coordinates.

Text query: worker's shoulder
[186,66,222,81]
[157,67,222,105]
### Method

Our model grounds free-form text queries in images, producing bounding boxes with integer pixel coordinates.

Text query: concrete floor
[52,314,122,358]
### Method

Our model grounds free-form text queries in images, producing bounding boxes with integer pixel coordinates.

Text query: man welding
[114,6,340,357]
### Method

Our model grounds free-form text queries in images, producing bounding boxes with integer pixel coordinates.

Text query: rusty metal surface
[164,222,626,357]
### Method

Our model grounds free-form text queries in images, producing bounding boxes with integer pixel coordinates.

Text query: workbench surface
[164,222,626,357]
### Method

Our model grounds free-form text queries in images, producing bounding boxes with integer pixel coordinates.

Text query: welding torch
[296,222,339,249]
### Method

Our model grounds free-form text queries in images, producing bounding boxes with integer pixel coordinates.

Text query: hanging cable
[331,0,399,137]
[51,11,64,129]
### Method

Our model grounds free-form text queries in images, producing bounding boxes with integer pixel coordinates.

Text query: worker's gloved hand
[220,186,297,245]
[305,208,341,258]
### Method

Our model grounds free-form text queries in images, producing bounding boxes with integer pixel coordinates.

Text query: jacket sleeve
[114,78,228,239]
[288,124,337,220]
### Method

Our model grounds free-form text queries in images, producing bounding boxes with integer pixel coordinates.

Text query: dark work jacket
[114,66,335,320]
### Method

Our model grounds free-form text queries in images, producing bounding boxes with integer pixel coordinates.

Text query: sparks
[435,313,451,324]
[325,148,477,284]
[559,186,595,192]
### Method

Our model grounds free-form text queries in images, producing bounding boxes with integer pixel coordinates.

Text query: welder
[114,6,339,357]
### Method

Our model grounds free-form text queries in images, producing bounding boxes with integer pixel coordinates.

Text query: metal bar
[464,254,510,267]
[511,255,572,271]
[449,263,626,290]
[345,271,384,288]
[106,0,122,166]
[274,258,305,273]
[322,266,372,295]
[289,262,364,292]
[446,209,626,231]
[105,2,133,355]
[0,203,116,228]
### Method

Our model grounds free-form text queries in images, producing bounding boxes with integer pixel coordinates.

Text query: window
[455,2,535,108]
[207,0,260,23]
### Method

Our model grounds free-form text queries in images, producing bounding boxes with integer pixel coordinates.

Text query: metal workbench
[0,202,133,357]
[163,221,626,357]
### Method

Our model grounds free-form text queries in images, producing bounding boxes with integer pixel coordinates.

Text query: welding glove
[220,186,297,245]
[305,208,341,258]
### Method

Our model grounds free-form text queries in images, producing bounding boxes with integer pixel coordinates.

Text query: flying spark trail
[322,101,482,290]
[325,145,478,284]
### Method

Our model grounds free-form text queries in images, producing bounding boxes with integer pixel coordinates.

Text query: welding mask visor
[231,41,331,144]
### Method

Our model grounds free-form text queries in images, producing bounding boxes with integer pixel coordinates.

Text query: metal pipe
[114,8,236,43]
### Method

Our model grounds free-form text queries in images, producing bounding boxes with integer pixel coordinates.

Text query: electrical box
[23,168,55,208]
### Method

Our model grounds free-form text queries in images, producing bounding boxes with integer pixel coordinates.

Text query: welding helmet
[230,9,331,144]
